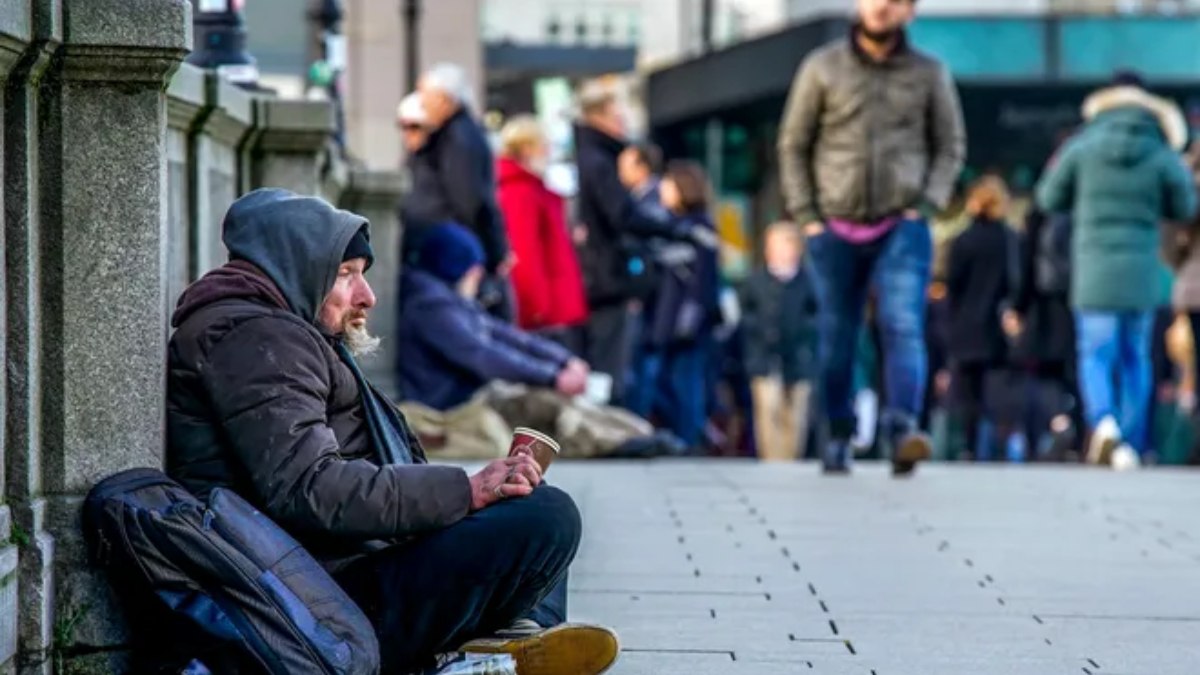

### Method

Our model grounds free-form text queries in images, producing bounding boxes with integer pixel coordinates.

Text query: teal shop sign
[909,18,1047,78]
[1060,17,1200,80]
[909,16,1200,81]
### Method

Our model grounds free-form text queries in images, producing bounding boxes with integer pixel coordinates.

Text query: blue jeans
[1074,310,1154,454]
[334,486,580,672]
[635,340,710,447]
[808,218,933,440]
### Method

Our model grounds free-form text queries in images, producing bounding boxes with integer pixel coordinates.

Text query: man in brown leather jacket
[777,0,966,475]
[166,188,617,674]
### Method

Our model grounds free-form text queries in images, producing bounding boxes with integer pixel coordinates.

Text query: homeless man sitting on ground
[165,188,618,675]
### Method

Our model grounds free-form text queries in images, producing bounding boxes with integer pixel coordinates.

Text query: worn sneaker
[1087,416,1122,466]
[460,623,619,675]
[1110,444,1142,472]
[891,429,932,477]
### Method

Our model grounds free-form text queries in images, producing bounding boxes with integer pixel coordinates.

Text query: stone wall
[1,2,406,671]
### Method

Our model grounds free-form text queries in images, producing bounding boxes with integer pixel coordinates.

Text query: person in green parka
[1035,71,1197,467]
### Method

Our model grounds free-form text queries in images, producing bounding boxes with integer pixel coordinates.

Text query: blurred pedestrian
[1008,207,1081,462]
[1036,71,1197,468]
[1165,141,1200,462]
[495,115,589,353]
[406,63,514,320]
[945,176,1019,460]
[573,83,703,405]
[618,142,669,407]
[396,92,429,154]
[639,161,722,449]
[777,0,966,475]
[394,224,659,461]
[740,221,819,462]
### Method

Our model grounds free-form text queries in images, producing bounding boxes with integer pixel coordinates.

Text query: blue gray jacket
[396,270,573,410]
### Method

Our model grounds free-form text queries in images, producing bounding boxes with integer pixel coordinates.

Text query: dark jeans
[808,218,933,441]
[334,486,581,673]
[634,339,710,447]
[585,303,632,405]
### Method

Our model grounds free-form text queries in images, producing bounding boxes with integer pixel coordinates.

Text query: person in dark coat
[945,176,1018,459]
[638,161,722,448]
[573,84,708,405]
[740,221,819,462]
[1008,207,1082,461]
[396,224,589,412]
[166,189,616,674]
[407,63,514,320]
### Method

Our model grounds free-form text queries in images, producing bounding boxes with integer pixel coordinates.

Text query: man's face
[618,148,648,189]
[400,121,428,153]
[588,101,627,141]
[857,0,915,39]
[318,258,376,336]
[456,265,485,301]
[418,77,456,128]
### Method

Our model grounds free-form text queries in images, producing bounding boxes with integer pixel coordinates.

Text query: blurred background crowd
[192,0,1200,468]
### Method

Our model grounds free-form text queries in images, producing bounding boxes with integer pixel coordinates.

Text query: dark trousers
[585,303,631,405]
[951,362,994,459]
[334,486,581,673]
[538,325,587,358]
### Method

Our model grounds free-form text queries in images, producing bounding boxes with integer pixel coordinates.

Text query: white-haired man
[396,91,429,155]
[405,63,514,320]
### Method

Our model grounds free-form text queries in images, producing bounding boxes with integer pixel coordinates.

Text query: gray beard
[343,322,381,358]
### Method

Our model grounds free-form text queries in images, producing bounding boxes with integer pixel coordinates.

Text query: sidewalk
[552,461,1200,675]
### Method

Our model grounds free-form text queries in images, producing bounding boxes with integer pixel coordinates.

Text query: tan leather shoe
[460,623,619,675]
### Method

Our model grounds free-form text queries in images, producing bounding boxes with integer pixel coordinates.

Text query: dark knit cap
[415,223,485,285]
[1112,69,1145,88]
[343,226,375,269]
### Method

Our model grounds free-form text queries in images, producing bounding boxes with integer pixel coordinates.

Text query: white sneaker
[1087,416,1122,465]
[1110,444,1142,472]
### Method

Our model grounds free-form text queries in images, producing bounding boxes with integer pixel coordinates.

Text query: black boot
[822,438,852,475]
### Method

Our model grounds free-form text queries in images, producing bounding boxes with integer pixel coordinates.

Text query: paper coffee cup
[584,373,613,405]
[510,427,560,472]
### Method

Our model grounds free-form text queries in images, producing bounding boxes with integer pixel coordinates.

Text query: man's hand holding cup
[468,454,542,511]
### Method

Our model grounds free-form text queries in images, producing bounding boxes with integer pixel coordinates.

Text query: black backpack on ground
[83,468,380,674]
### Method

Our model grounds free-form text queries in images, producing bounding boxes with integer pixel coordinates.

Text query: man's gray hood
[222,188,370,324]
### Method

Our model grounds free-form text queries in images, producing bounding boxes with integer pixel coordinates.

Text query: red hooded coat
[496,156,589,330]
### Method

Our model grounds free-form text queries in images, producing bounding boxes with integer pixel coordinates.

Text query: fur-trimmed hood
[1083,85,1188,151]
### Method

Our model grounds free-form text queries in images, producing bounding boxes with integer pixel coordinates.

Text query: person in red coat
[496,115,589,351]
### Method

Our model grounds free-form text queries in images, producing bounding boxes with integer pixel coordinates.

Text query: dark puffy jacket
[739,265,819,384]
[574,124,684,307]
[403,108,509,271]
[644,212,722,349]
[946,217,1018,365]
[396,269,573,411]
[167,190,472,573]
[1010,209,1076,371]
